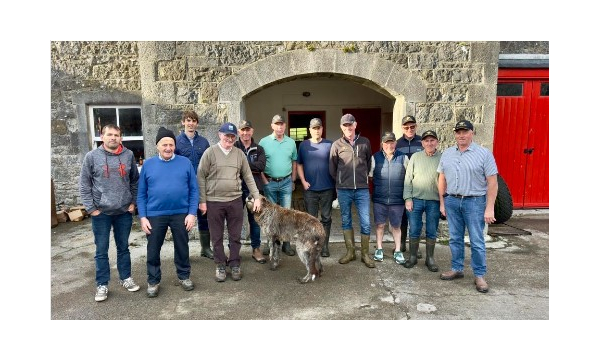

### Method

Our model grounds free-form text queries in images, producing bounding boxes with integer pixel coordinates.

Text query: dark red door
[494,69,549,208]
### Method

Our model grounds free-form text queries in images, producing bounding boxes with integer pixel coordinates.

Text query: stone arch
[218,49,427,131]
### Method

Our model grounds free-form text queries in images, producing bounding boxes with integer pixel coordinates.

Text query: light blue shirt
[437,142,497,196]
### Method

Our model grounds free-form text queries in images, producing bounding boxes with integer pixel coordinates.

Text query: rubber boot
[282,241,296,256]
[360,234,376,268]
[338,229,356,264]
[199,230,214,259]
[321,223,331,257]
[425,239,439,272]
[400,223,407,252]
[403,238,420,268]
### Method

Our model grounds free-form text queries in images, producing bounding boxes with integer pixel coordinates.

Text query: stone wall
[51,41,503,206]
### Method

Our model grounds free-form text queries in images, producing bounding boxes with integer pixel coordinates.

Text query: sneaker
[95,285,108,302]
[394,251,406,265]
[147,283,160,298]
[373,248,384,262]
[231,266,242,281]
[120,277,140,292]
[215,265,226,282]
[179,278,194,291]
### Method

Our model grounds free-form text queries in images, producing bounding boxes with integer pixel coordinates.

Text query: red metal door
[341,108,382,152]
[494,69,549,208]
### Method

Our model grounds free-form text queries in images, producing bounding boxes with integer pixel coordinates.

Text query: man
[369,131,408,265]
[259,114,298,256]
[198,122,262,282]
[80,124,140,302]
[174,110,213,259]
[403,130,442,271]
[297,118,335,257]
[234,120,267,264]
[396,115,424,257]
[438,120,498,293]
[329,113,375,268]
[137,127,198,298]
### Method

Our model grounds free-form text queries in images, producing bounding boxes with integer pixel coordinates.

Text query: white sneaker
[95,285,108,302]
[119,277,140,292]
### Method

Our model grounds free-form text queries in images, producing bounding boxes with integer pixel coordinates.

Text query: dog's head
[246,194,269,214]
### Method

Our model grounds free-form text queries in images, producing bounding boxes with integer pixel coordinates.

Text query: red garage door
[493,68,549,208]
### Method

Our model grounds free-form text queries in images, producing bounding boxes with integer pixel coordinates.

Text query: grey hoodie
[79,145,139,215]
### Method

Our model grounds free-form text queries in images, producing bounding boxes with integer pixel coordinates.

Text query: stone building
[50,41,549,207]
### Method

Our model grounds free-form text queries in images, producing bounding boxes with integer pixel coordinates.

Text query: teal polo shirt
[259,134,298,178]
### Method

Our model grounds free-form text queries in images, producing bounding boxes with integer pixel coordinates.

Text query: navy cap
[421,130,438,140]
[453,120,474,131]
[219,122,238,135]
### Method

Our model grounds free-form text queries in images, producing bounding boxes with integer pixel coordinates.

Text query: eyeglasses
[402,125,416,130]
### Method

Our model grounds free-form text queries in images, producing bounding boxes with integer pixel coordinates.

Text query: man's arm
[437,172,447,217]
[484,174,498,224]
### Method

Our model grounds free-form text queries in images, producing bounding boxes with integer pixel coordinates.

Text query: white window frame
[88,105,143,147]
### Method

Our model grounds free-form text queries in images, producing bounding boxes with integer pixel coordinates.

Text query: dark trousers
[303,188,334,229]
[207,198,244,267]
[242,189,262,249]
[145,213,191,285]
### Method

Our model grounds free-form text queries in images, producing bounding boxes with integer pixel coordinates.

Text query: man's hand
[199,203,207,215]
[140,217,152,235]
[184,214,196,231]
[405,199,413,212]
[253,197,262,213]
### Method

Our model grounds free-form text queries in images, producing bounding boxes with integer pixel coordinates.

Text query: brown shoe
[440,270,465,280]
[252,248,267,264]
[474,277,489,293]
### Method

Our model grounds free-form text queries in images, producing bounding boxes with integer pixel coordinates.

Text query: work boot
[425,239,439,272]
[403,238,420,268]
[199,230,214,259]
[360,234,376,268]
[321,223,331,257]
[338,229,356,264]
[282,241,296,256]
[400,223,407,252]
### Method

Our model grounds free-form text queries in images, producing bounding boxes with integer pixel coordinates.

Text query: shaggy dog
[246,195,324,283]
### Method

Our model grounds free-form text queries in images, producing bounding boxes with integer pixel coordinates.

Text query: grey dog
[246,195,324,283]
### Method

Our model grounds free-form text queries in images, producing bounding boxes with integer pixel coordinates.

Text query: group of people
[80,110,498,302]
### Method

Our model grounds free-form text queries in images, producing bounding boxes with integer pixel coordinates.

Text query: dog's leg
[299,250,312,283]
[270,238,281,271]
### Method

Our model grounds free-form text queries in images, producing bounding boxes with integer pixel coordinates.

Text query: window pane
[119,108,142,136]
[289,127,308,141]
[540,83,549,96]
[497,83,523,96]
[122,140,145,163]
[92,108,117,137]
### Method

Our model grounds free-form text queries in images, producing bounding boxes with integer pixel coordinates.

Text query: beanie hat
[156,126,176,144]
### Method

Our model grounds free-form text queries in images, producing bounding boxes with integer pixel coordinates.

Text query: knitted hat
[155,126,176,144]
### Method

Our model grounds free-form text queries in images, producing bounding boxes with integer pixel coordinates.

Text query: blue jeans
[145,213,191,285]
[337,188,371,235]
[91,212,133,286]
[407,198,441,240]
[444,195,487,277]
[303,188,335,228]
[263,176,292,209]
[243,189,262,249]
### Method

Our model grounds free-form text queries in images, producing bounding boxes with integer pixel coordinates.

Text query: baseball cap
[381,131,396,143]
[453,120,474,131]
[309,118,322,128]
[402,115,416,125]
[219,122,238,135]
[239,120,253,129]
[421,130,438,140]
[340,113,356,125]
[272,114,285,124]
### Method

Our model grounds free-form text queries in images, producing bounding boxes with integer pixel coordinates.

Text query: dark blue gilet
[372,150,406,205]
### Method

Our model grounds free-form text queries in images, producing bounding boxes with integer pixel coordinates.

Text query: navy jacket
[372,150,407,205]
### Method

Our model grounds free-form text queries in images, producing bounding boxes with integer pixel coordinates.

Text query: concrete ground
[50,208,549,320]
